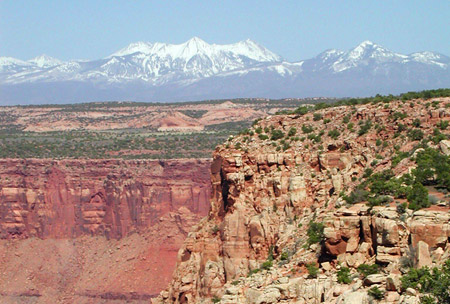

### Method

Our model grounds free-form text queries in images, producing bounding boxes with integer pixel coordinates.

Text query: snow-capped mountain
[28,54,62,68]
[0,38,448,104]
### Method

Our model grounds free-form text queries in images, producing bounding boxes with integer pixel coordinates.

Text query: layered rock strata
[157,97,450,303]
[0,158,211,239]
[0,158,211,303]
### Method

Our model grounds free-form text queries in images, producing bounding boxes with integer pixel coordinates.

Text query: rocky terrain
[0,158,211,303]
[155,96,450,303]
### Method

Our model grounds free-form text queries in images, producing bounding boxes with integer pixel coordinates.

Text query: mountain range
[1,38,449,104]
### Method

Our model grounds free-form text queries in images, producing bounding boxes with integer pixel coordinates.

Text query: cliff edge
[156,97,450,304]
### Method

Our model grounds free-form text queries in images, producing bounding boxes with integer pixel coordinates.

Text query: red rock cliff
[0,158,211,239]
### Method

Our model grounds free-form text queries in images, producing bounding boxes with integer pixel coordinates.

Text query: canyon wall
[0,158,211,239]
[0,158,211,303]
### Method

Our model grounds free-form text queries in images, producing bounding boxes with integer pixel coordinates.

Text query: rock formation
[156,97,450,303]
[0,158,211,239]
[0,158,211,303]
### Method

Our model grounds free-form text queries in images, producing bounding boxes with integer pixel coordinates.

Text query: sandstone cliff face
[0,159,211,239]
[157,97,450,304]
[0,158,212,303]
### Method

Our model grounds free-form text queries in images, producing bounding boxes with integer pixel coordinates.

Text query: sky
[1,1,449,62]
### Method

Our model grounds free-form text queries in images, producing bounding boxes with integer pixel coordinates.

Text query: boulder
[364,274,386,285]
[440,140,450,155]
[338,291,370,304]
[386,274,401,292]
[416,241,432,268]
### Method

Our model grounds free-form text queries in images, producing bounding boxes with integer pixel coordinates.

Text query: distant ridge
[0,38,449,104]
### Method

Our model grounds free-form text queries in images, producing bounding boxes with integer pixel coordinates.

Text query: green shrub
[306,263,319,278]
[412,118,421,127]
[368,286,384,300]
[337,267,352,284]
[396,202,407,214]
[392,111,408,121]
[416,260,450,304]
[431,128,447,144]
[407,183,430,211]
[328,129,340,140]
[413,148,450,190]
[313,113,323,121]
[437,120,449,130]
[391,151,409,167]
[248,268,261,276]
[212,296,221,303]
[261,260,273,270]
[357,264,379,278]
[271,130,285,140]
[343,187,369,204]
[258,134,269,140]
[358,120,372,136]
[408,128,424,141]
[342,115,350,124]
[288,127,297,137]
[307,221,324,245]
[302,124,314,134]
[294,106,309,115]
[363,168,373,178]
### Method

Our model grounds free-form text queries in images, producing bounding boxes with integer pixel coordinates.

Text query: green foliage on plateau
[0,120,252,160]
[287,127,297,137]
[301,124,314,134]
[328,129,340,140]
[358,120,372,136]
[290,89,450,115]
[271,129,285,140]
[313,113,323,121]
[294,106,309,115]
[401,261,450,304]
[344,147,450,211]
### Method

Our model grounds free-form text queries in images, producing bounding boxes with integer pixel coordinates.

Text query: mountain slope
[0,39,449,104]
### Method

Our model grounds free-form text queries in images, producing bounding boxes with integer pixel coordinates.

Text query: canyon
[0,158,211,303]
[155,96,450,303]
[1,92,450,304]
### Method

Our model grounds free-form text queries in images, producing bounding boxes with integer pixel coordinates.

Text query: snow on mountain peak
[1,39,447,90]
[410,51,448,68]
[28,54,62,68]
[108,37,281,63]
[0,56,28,66]
[109,41,155,57]
[358,40,376,47]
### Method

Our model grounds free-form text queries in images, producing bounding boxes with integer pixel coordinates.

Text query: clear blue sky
[1,1,449,61]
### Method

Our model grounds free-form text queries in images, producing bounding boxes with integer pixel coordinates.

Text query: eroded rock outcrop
[157,97,450,304]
